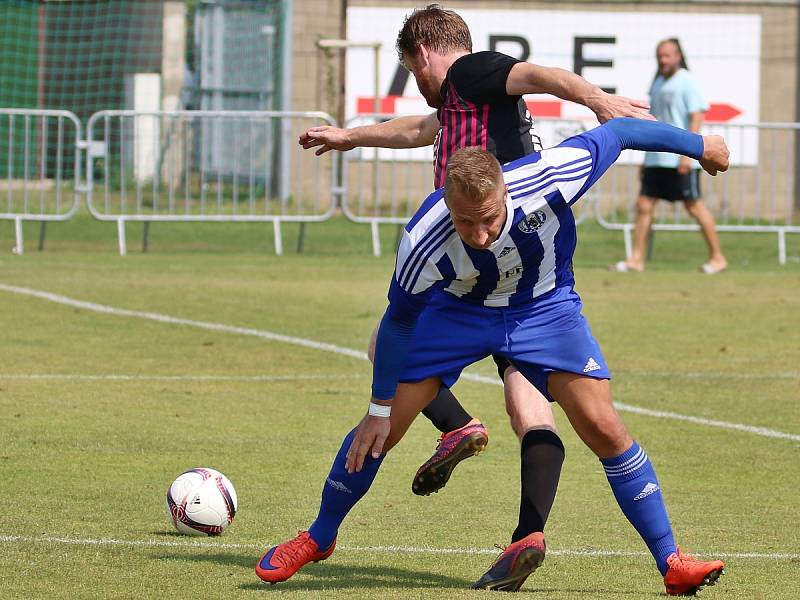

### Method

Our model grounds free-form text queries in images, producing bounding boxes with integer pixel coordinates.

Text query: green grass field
[1,213,799,599]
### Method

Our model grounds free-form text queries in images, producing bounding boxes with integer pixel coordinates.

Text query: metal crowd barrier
[2,109,798,262]
[86,110,338,255]
[592,121,800,265]
[339,114,435,256]
[340,115,594,256]
[0,109,83,254]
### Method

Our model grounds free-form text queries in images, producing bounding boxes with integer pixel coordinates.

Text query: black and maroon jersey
[433,51,542,188]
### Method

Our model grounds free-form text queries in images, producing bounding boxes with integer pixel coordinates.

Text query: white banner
[345,7,761,165]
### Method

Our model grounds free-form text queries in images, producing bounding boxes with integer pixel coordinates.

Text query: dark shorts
[641,167,701,202]
[493,354,512,380]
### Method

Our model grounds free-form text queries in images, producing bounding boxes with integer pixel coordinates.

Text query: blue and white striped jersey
[389,124,622,315]
[373,118,704,399]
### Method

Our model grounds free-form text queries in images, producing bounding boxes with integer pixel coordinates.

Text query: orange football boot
[664,547,725,596]
[256,531,335,584]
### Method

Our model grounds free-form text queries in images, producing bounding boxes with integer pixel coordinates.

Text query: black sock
[512,428,565,542]
[421,385,473,433]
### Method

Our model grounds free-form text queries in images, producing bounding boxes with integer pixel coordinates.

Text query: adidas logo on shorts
[583,357,601,373]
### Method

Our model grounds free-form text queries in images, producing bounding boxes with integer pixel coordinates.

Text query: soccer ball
[165,467,238,536]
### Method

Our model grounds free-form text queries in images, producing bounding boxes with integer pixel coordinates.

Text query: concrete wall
[290,0,345,117]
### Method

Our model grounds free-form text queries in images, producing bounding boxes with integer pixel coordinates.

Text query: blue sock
[308,428,385,550]
[601,441,677,575]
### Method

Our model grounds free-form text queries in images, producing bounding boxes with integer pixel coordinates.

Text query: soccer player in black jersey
[300,4,653,589]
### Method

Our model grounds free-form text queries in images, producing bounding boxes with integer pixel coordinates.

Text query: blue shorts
[399,288,611,401]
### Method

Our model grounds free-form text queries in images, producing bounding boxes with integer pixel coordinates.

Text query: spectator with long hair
[612,38,728,274]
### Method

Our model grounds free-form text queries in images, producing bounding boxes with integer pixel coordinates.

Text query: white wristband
[368,402,391,417]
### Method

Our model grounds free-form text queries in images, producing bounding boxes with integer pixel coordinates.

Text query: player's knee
[514,412,556,439]
[505,395,557,439]
[518,423,559,441]
[588,415,630,453]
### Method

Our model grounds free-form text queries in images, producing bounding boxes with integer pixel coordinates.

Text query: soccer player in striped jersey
[258,117,728,595]
[300,5,654,570]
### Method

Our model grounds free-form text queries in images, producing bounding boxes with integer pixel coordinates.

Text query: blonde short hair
[444,147,503,202]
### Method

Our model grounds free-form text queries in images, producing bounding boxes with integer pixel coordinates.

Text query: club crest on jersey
[518,210,547,233]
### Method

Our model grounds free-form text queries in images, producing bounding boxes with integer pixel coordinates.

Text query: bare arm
[688,111,705,134]
[299,112,440,155]
[678,111,706,174]
[506,62,654,123]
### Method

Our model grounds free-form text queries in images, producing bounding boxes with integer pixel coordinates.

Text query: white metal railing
[594,121,800,265]
[339,114,433,256]
[2,109,798,262]
[85,110,338,255]
[0,109,83,254]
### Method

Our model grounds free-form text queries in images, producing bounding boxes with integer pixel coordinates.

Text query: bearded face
[402,51,444,109]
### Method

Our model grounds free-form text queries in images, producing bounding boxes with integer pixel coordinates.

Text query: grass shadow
[155,551,254,569]
[150,530,189,538]
[155,551,664,595]
[531,587,662,597]
[238,561,471,591]
[157,551,472,590]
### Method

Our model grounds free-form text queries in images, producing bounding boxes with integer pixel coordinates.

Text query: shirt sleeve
[449,51,521,103]
[539,123,623,206]
[370,289,419,400]
[371,231,443,400]
[546,118,705,205]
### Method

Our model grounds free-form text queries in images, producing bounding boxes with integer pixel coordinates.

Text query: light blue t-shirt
[645,68,708,168]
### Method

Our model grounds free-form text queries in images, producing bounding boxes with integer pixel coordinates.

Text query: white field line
[4,370,796,382]
[615,368,800,381]
[458,373,800,442]
[0,534,797,561]
[0,374,363,382]
[0,283,368,361]
[1,283,798,443]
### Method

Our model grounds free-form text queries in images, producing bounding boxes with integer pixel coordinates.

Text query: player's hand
[589,93,655,123]
[345,408,390,473]
[699,135,730,176]
[677,156,692,175]
[298,126,355,156]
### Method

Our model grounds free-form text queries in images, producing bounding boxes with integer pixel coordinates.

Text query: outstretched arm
[299,112,440,155]
[605,117,729,175]
[552,117,729,206]
[506,62,654,123]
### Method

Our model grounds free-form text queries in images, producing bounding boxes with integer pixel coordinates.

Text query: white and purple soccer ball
[165,468,238,536]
